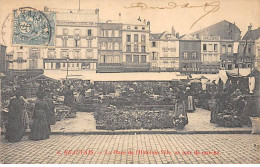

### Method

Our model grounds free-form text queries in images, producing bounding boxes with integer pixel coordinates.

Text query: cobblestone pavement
[1,134,259,164]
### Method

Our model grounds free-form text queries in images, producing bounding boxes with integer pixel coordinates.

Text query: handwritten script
[124,1,220,30]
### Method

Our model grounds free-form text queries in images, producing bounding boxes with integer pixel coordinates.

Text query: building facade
[238,26,260,70]
[97,22,123,73]
[200,36,221,73]
[191,20,241,70]
[121,21,150,72]
[150,28,179,72]
[12,46,44,76]
[0,44,7,74]
[179,35,201,74]
[42,8,99,75]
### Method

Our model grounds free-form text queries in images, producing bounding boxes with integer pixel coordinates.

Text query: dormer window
[165,34,171,39]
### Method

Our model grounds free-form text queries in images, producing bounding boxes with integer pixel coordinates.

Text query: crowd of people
[1,72,258,141]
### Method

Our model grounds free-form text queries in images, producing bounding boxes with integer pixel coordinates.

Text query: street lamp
[66,55,69,79]
[0,73,5,112]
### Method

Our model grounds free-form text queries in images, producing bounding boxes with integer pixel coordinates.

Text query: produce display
[94,105,178,130]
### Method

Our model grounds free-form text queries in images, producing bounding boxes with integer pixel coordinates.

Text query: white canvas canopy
[43,70,187,82]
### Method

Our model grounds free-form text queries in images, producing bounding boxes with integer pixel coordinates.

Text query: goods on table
[94,105,178,130]
[55,105,74,121]
[215,111,243,127]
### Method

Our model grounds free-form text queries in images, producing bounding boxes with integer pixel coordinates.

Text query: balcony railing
[98,63,122,67]
[123,62,150,68]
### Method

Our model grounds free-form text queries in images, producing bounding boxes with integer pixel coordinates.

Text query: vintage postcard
[0,0,259,165]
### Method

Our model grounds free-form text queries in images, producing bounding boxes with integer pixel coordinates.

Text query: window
[61,51,67,58]
[152,52,157,60]
[74,51,80,59]
[141,55,146,62]
[152,42,156,47]
[114,30,119,37]
[228,44,232,53]
[17,52,23,58]
[63,28,68,35]
[82,63,90,69]
[214,44,218,52]
[184,52,188,59]
[88,29,92,36]
[101,29,105,37]
[135,26,138,30]
[114,42,120,50]
[126,55,132,62]
[192,52,197,59]
[134,44,138,52]
[17,62,22,69]
[108,42,113,50]
[62,39,68,47]
[48,51,55,58]
[101,42,107,50]
[56,63,60,69]
[141,35,146,43]
[141,46,146,53]
[87,40,92,47]
[75,29,80,35]
[208,44,213,52]
[184,43,188,50]
[86,50,93,58]
[127,26,130,29]
[75,39,80,47]
[133,55,139,62]
[126,45,131,52]
[203,44,207,52]
[127,35,131,42]
[222,45,226,53]
[134,34,138,42]
[108,30,113,37]
[142,27,145,30]
[193,43,197,50]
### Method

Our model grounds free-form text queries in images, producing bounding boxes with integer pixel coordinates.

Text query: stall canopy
[226,68,254,78]
[43,70,188,82]
[24,74,57,83]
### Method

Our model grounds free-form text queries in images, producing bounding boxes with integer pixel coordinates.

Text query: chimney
[119,13,121,23]
[171,26,175,36]
[44,6,49,12]
[147,21,150,33]
[176,33,179,38]
[248,23,252,31]
[143,19,146,24]
[95,8,99,14]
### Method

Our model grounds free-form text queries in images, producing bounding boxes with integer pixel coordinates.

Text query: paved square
[1,134,259,164]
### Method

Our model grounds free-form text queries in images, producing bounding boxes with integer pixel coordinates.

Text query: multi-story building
[191,20,241,70]
[12,46,44,76]
[97,22,123,73]
[0,44,7,74]
[42,8,99,75]
[122,20,150,72]
[238,26,260,70]
[200,36,221,73]
[150,27,179,72]
[179,34,201,74]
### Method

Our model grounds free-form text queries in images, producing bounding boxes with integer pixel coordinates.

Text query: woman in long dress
[29,92,50,141]
[173,91,188,128]
[5,91,27,142]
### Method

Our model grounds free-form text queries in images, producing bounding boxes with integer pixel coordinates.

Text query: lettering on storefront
[162,47,176,52]
[202,36,220,41]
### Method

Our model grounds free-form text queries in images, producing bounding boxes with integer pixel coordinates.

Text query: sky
[0,0,260,52]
